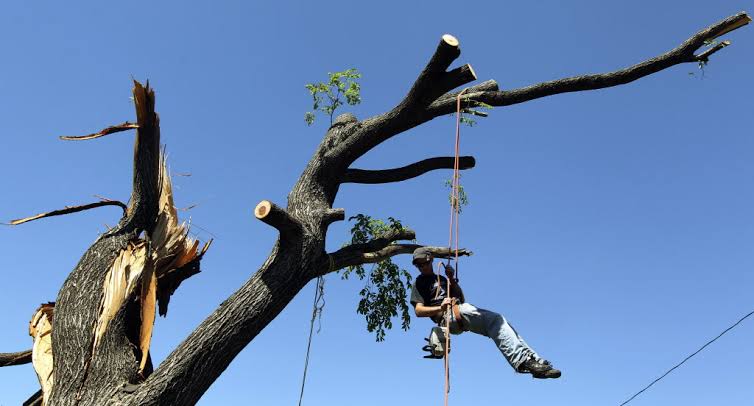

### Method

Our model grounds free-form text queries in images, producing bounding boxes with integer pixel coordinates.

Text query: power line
[619,309,754,406]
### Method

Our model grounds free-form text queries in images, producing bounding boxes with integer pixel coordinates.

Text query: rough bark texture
[49,82,163,406]
[7,12,749,405]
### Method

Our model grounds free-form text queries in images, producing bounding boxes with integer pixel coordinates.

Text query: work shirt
[410,273,464,307]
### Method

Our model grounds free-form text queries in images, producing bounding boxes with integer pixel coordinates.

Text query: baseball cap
[412,247,433,264]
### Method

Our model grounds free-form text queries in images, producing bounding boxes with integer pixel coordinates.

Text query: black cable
[619,309,754,405]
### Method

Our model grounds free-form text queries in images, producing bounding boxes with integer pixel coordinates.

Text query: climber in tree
[410,247,561,379]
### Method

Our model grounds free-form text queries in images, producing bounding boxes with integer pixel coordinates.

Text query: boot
[518,358,561,379]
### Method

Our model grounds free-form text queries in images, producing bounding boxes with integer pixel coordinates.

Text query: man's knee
[492,312,504,325]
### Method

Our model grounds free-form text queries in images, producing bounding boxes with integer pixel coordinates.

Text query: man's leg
[455,303,543,371]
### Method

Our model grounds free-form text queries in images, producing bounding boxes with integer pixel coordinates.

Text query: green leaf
[304,112,315,126]
[341,214,413,341]
[303,68,362,127]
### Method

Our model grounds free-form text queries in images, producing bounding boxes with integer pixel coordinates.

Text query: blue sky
[1,1,752,405]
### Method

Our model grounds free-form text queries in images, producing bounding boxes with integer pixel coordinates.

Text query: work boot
[518,358,561,379]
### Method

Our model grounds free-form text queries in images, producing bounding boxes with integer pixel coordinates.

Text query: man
[410,247,561,379]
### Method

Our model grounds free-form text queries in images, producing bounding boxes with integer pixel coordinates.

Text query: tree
[0,11,750,406]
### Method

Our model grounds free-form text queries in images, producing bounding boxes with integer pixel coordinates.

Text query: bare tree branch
[59,122,138,141]
[325,228,473,274]
[342,156,475,184]
[330,244,472,271]
[695,40,731,62]
[463,109,488,118]
[401,35,476,109]
[336,228,416,255]
[4,200,128,226]
[0,349,32,367]
[125,80,163,230]
[427,12,751,117]
[23,390,43,406]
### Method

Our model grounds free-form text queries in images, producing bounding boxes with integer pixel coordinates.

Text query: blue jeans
[447,303,542,371]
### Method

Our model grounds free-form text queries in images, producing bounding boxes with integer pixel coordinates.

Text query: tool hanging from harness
[422,326,449,359]
[420,262,468,360]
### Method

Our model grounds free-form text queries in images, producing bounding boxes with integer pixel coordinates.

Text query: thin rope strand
[298,276,325,406]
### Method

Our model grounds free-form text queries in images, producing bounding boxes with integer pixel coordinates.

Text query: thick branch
[401,34,470,108]
[335,35,478,165]
[126,242,316,405]
[4,200,127,226]
[0,349,32,367]
[342,156,475,184]
[427,12,751,116]
[338,228,416,254]
[125,80,162,230]
[330,244,471,271]
[254,200,302,236]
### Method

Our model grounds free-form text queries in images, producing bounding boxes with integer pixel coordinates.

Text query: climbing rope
[442,88,469,406]
[297,275,326,406]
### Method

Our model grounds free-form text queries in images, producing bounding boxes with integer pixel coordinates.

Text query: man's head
[412,247,434,273]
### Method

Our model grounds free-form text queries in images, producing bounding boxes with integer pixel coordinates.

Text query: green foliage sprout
[304,68,362,126]
[445,176,469,213]
[459,97,493,127]
[341,214,413,341]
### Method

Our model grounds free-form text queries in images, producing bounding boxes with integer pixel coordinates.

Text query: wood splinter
[60,122,139,141]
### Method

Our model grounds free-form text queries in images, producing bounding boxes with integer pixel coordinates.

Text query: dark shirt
[410,273,463,307]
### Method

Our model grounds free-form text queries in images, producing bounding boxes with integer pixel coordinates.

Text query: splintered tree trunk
[1,12,749,405]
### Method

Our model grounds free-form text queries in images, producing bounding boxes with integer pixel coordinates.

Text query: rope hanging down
[297,276,326,406]
[442,88,470,406]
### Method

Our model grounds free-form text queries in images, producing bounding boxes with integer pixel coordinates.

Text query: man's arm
[443,264,466,303]
[414,298,452,318]
[449,281,465,304]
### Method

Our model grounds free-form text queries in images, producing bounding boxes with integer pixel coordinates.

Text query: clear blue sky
[1,1,752,405]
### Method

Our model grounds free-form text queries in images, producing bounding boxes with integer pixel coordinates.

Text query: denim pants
[447,303,542,371]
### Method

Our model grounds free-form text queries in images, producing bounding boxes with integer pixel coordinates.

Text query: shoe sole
[532,370,561,379]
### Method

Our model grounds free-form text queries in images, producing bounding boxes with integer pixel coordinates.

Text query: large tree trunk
[2,12,749,405]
